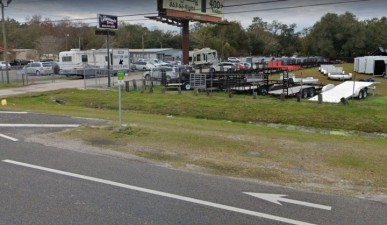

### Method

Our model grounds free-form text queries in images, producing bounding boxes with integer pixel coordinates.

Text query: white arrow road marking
[244,192,332,211]
[0,124,79,128]
[0,134,18,142]
[3,160,316,225]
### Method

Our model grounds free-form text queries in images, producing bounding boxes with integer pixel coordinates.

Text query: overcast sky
[4,0,387,32]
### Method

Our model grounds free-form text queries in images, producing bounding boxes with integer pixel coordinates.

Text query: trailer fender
[322,84,335,92]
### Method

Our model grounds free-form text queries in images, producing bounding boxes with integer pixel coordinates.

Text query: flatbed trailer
[309,81,375,103]
[268,84,321,98]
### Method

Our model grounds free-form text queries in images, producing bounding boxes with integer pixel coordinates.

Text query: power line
[225,0,369,14]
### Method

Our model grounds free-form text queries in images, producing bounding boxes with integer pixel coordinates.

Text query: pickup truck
[143,65,195,90]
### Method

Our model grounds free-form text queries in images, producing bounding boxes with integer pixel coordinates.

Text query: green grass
[4,86,386,133]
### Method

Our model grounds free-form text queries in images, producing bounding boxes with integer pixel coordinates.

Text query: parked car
[143,65,195,90]
[0,61,11,70]
[227,57,240,63]
[10,59,31,66]
[210,62,236,73]
[25,62,54,76]
[47,61,60,74]
[132,61,157,71]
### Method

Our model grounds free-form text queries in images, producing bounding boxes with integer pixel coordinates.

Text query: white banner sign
[163,0,224,17]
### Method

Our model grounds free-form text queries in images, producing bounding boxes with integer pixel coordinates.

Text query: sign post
[96,14,118,87]
[117,70,125,128]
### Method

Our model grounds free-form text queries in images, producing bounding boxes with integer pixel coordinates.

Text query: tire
[144,74,150,80]
[301,89,308,98]
[363,88,368,99]
[166,76,171,82]
[227,69,233,73]
[308,88,315,97]
[358,90,364,99]
[35,70,41,76]
[183,82,191,90]
[210,68,215,73]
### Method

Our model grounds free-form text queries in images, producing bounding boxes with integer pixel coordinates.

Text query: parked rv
[58,48,130,76]
[189,48,218,67]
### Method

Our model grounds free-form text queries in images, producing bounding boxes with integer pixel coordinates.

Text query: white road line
[0,124,79,128]
[3,159,315,225]
[0,134,18,142]
[0,111,28,114]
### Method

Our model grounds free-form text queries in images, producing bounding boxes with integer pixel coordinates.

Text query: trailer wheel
[144,74,150,80]
[183,82,191,90]
[308,88,315,97]
[363,88,368,99]
[301,89,308,98]
[210,68,215,73]
[358,90,364,99]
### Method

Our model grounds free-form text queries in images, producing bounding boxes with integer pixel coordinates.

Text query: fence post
[149,81,154,93]
[132,80,137,90]
[141,79,145,93]
[125,81,130,92]
[318,94,323,104]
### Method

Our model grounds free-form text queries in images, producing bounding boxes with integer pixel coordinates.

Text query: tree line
[2,12,387,61]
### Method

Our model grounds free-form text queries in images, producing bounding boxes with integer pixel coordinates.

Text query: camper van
[189,48,218,67]
[58,48,130,76]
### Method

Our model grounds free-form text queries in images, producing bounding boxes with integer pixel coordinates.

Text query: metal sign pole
[117,70,125,129]
[107,31,111,87]
[119,84,122,128]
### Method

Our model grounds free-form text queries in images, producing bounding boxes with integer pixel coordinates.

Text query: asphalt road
[0,111,386,225]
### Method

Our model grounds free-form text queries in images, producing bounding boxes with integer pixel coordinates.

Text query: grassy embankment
[1,63,386,196]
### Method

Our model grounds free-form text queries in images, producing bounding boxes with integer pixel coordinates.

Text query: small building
[129,48,181,63]
[11,49,39,61]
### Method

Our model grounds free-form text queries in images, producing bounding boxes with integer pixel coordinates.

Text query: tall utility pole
[1,0,12,84]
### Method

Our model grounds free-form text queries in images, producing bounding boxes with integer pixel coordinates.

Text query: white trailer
[309,81,375,103]
[59,48,130,75]
[323,66,344,75]
[354,56,387,75]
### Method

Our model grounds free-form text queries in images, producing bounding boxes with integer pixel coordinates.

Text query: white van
[25,62,53,75]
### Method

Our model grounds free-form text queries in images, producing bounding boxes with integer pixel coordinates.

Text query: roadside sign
[98,14,118,30]
[117,70,125,86]
[112,49,129,71]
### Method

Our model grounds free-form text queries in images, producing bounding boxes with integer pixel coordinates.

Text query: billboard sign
[98,14,118,30]
[162,0,224,18]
